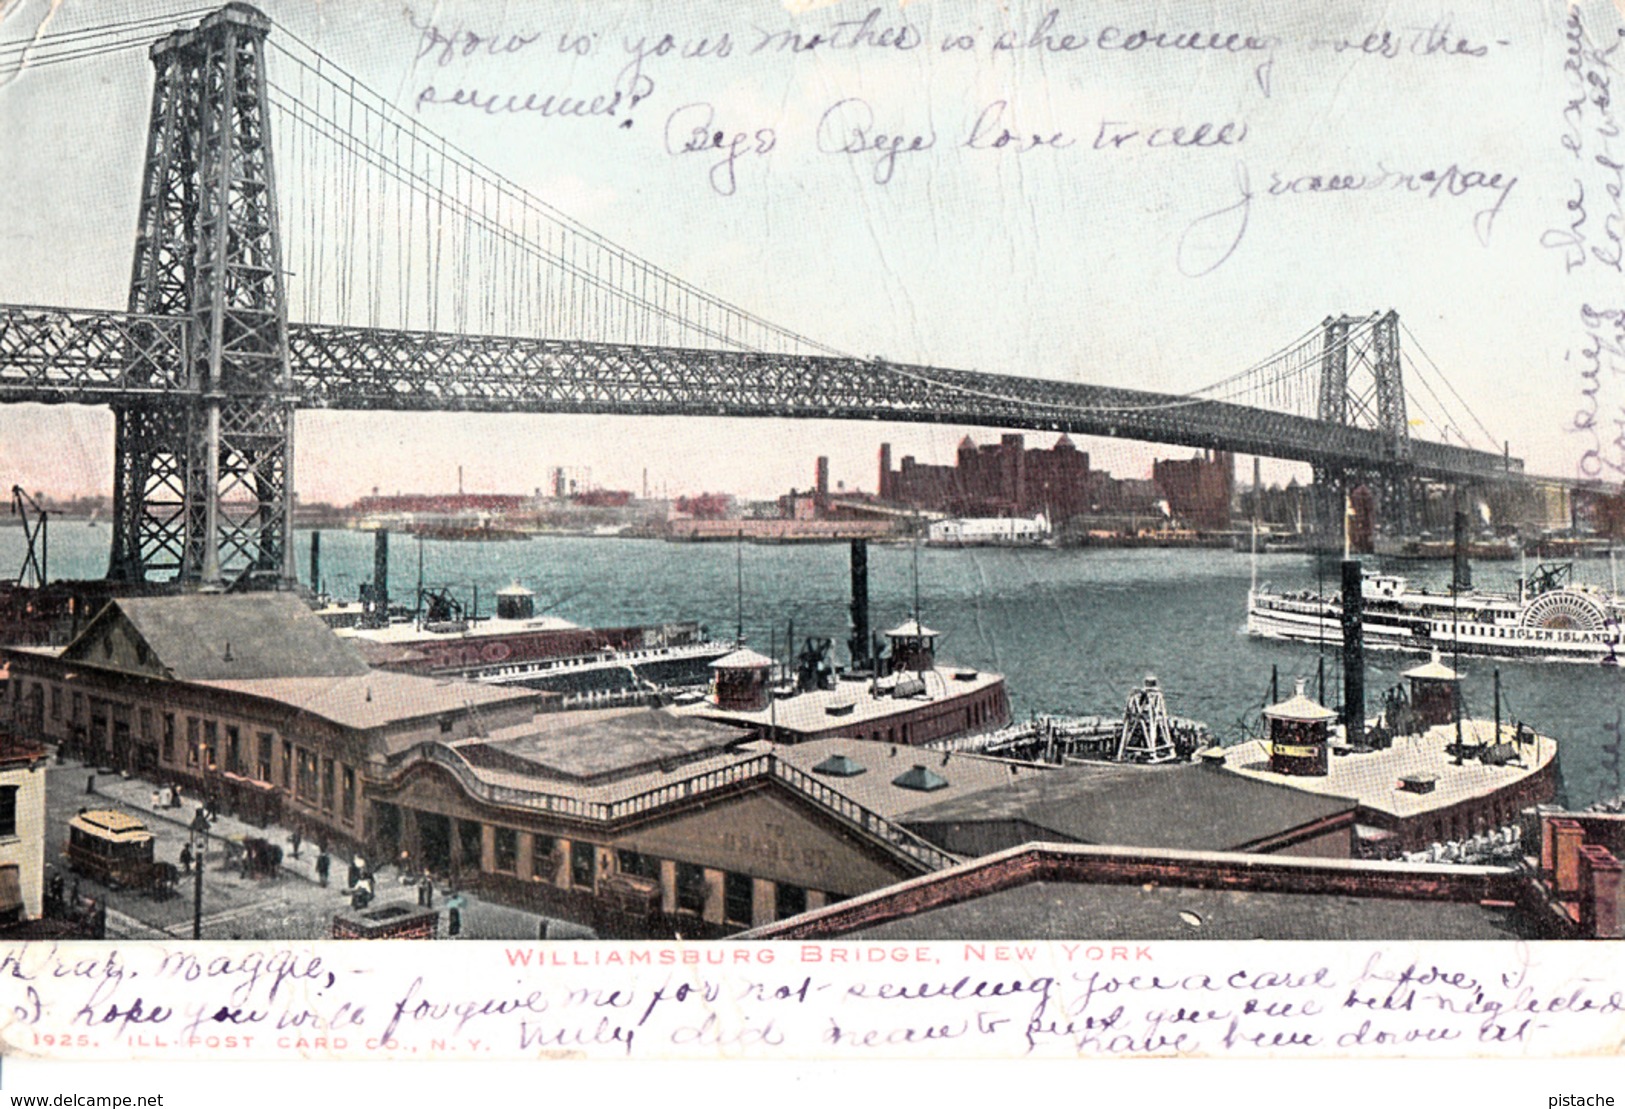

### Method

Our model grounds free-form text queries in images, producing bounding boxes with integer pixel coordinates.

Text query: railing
[392,744,958,871]
[769,759,960,871]
[613,755,777,818]
[462,640,728,685]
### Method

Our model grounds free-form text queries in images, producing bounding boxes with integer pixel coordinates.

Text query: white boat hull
[1247,592,1625,665]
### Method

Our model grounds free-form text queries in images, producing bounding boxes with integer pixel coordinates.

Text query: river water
[7,524,1623,807]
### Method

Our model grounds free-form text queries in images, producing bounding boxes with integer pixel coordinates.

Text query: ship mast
[1249,459,1258,600]
[415,534,425,630]
[735,530,744,646]
[1452,509,1465,766]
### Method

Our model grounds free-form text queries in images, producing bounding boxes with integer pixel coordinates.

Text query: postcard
[0,0,1622,1087]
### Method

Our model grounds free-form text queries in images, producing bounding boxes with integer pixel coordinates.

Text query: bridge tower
[1312,311,1410,547]
[109,3,294,588]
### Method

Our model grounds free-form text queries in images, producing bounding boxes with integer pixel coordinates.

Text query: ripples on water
[6,524,1622,806]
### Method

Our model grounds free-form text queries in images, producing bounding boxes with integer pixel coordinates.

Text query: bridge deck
[0,304,1521,481]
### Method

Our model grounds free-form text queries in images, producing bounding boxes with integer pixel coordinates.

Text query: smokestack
[1453,509,1472,592]
[1341,558,1364,747]
[816,456,830,504]
[849,538,870,670]
[372,529,389,627]
[879,443,892,500]
[309,531,322,595]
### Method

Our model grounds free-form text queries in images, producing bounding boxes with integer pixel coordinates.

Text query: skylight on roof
[892,764,949,791]
[812,754,867,777]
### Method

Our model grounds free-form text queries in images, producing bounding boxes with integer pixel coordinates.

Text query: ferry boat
[1215,662,1559,859]
[331,582,735,701]
[670,619,1011,747]
[670,538,1011,747]
[1247,562,1625,665]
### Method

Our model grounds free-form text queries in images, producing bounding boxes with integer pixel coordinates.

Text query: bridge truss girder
[286,323,1514,481]
[0,307,1522,486]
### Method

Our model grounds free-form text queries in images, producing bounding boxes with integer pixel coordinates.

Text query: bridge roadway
[0,304,1521,481]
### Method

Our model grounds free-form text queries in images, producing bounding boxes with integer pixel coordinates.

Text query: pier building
[1,594,540,852]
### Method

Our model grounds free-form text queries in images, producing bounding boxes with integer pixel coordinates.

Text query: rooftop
[743,843,1537,942]
[1263,682,1337,722]
[462,708,752,783]
[68,593,371,680]
[841,875,1531,941]
[69,808,153,842]
[898,761,1354,852]
[336,612,578,646]
[197,671,537,731]
[710,648,775,670]
[671,667,1004,738]
[764,738,1048,819]
[1219,720,1557,819]
[1405,652,1461,681]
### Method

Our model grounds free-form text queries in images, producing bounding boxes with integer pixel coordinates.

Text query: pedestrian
[446,892,464,937]
[179,843,193,874]
[418,875,434,908]
[346,858,361,890]
[86,773,96,795]
[70,878,80,905]
[290,829,301,860]
[315,851,330,888]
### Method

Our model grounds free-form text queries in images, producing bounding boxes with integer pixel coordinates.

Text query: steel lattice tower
[110,3,294,587]
[1313,310,1411,546]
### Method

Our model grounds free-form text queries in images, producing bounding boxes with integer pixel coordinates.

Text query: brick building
[881,434,1093,522]
[1152,450,1235,531]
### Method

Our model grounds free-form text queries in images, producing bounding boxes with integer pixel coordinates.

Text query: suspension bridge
[0,4,1524,587]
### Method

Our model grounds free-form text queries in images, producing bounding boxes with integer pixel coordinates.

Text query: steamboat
[1248,562,1625,664]
[1215,661,1558,860]
[331,583,734,702]
[310,530,734,702]
[1237,557,1561,860]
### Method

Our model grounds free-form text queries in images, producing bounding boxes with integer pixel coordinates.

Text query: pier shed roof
[898,762,1355,855]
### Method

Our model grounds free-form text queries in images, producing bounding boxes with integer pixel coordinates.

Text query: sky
[0,0,1619,504]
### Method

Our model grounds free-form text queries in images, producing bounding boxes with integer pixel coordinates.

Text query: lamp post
[189,806,211,940]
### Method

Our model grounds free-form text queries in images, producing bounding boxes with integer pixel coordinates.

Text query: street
[49,758,568,941]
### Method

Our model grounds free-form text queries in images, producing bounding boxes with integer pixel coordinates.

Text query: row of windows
[848,691,1006,748]
[16,678,363,829]
[472,827,816,926]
